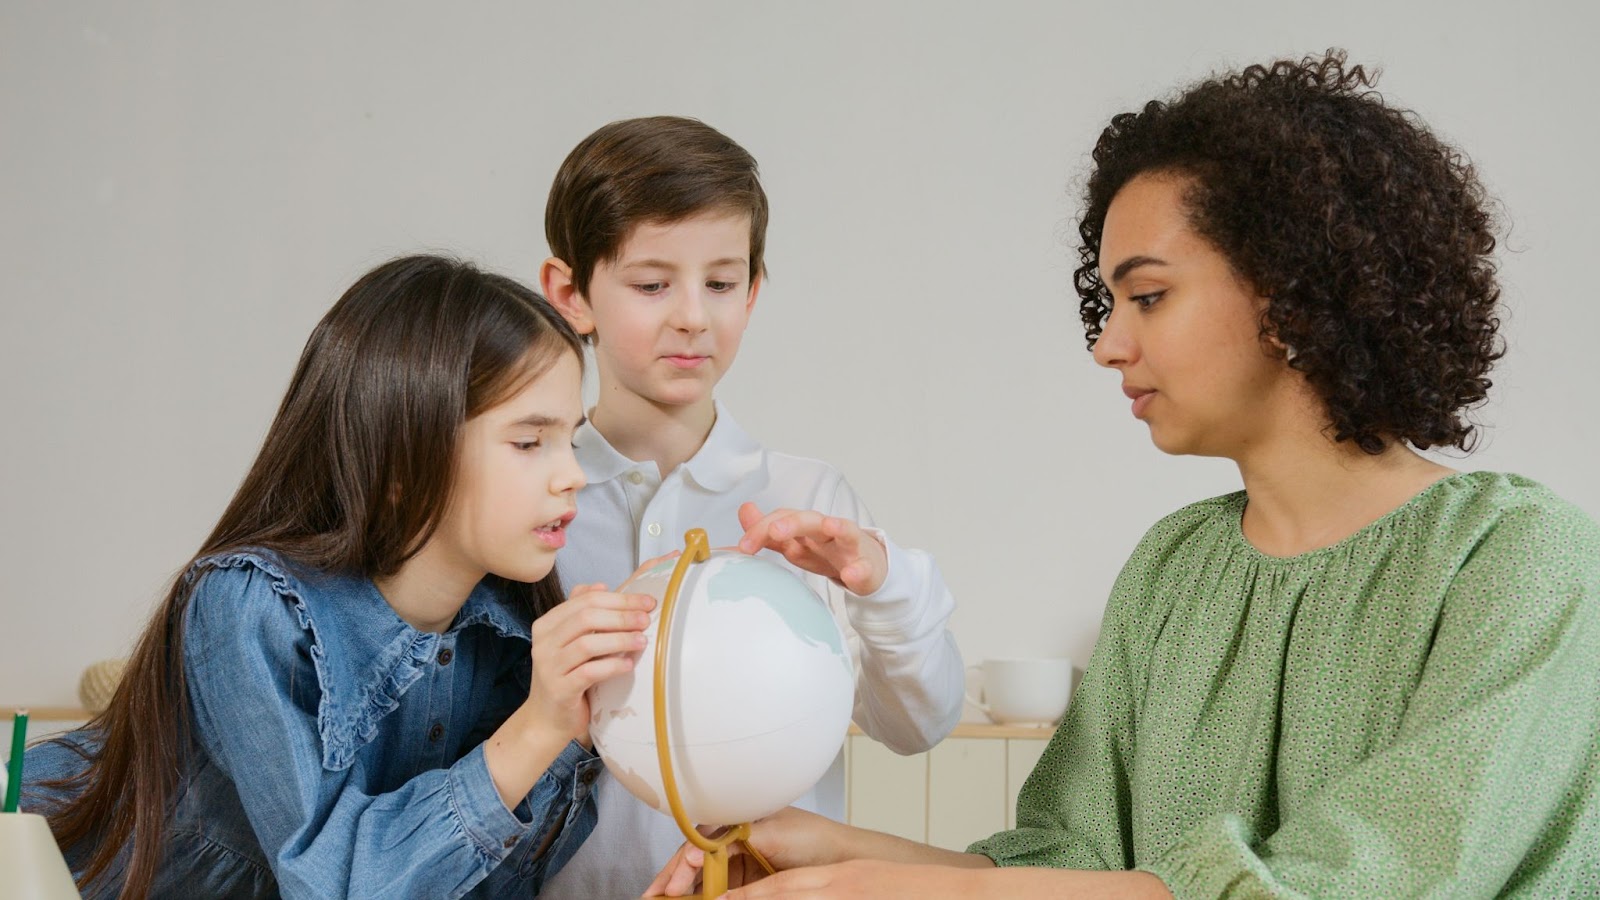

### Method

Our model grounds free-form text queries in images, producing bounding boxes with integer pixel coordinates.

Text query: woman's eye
[1131,291,1165,310]
[634,282,666,295]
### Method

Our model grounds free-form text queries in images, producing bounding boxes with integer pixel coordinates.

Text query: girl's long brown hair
[32,255,584,899]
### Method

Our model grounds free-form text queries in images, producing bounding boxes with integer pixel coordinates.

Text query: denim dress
[25,550,603,899]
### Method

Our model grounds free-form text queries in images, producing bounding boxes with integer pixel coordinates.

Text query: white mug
[964,657,1073,726]
[0,813,80,898]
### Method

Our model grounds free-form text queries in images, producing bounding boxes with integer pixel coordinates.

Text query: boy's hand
[737,502,888,595]
[526,583,654,744]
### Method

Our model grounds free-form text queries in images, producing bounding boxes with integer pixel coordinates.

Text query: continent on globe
[587,543,855,827]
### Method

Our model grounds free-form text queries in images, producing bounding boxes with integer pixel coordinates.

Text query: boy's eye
[634,282,666,295]
[707,280,738,293]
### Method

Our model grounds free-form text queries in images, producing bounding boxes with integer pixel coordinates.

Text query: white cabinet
[846,725,1054,850]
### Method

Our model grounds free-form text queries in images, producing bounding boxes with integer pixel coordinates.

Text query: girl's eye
[513,440,541,451]
[634,282,666,296]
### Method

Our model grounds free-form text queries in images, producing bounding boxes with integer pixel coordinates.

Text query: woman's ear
[540,257,595,335]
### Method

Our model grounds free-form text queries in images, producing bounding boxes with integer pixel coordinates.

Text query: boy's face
[577,211,759,412]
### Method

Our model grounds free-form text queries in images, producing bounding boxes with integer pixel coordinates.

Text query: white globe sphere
[587,548,855,826]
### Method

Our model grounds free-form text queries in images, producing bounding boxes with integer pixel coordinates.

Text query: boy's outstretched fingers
[736,502,888,595]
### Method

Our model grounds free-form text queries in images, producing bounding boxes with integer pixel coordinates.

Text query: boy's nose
[668,288,710,332]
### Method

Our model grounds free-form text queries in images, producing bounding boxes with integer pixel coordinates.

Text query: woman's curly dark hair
[1075,49,1503,454]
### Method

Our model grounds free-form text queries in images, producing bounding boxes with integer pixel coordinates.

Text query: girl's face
[1092,173,1294,458]
[431,349,587,585]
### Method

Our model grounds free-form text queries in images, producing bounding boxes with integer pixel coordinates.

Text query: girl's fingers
[565,655,637,690]
[561,630,647,668]
[538,591,654,638]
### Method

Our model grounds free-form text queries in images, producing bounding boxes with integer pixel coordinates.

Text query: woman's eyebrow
[1110,255,1169,285]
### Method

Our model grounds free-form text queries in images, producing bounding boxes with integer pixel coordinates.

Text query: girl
[24,255,654,899]
[647,51,1600,898]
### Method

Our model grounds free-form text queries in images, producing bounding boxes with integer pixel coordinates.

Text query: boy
[537,116,965,899]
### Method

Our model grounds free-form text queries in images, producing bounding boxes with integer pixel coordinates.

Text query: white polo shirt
[540,401,964,899]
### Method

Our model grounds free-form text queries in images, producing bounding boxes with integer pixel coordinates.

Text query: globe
[587,538,855,827]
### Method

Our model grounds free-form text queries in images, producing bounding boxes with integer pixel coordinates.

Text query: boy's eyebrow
[619,257,748,271]
[1108,255,1169,285]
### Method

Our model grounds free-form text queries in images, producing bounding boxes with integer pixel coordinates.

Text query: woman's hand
[718,860,978,898]
[527,582,655,743]
[643,807,851,897]
[736,503,888,595]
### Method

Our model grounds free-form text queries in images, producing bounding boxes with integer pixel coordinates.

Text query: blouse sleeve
[183,563,592,900]
[1139,502,1600,898]
[965,535,1160,869]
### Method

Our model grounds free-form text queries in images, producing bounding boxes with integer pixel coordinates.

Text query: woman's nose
[1092,302,1136,369]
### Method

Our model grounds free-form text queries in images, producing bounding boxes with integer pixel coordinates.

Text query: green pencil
[4,709,27,813]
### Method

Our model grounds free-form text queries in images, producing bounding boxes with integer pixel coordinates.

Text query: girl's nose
[553,446,587,494]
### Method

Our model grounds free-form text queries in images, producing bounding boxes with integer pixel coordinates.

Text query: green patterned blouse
[968,472,1600,898]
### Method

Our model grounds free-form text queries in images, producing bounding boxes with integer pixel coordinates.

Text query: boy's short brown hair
[544,116,769,297]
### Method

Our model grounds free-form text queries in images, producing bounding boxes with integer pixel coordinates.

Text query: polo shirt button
[647,522,662,537]
[437,648,453,666]
[627,471,645,485]
[427,723,445,743]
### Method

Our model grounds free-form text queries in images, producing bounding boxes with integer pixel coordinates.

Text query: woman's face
[1092,173,1295,458]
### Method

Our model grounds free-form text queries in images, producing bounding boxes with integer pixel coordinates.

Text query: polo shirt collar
[573,400,763,492]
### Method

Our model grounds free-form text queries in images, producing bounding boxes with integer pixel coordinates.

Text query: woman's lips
[1122,385,1156,419]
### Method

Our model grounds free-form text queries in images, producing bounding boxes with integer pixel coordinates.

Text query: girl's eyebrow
[509,413,587,430]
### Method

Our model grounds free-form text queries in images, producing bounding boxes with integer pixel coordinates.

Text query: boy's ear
[540,257,594,335]
[745,273,762,316]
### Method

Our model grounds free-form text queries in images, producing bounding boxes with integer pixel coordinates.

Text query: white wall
[3,1,1597,707]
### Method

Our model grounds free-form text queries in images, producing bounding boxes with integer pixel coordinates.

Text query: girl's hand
[526,582,654,744]
[736,503,888,595]
[643,807,850,897]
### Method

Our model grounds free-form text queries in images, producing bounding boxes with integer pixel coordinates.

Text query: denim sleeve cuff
[447,742,534,861]
[522,740,600,825]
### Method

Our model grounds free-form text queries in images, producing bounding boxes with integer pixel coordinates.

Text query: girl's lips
[534,511,576,548]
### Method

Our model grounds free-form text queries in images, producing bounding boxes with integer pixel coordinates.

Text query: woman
[647,51,1600,898]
